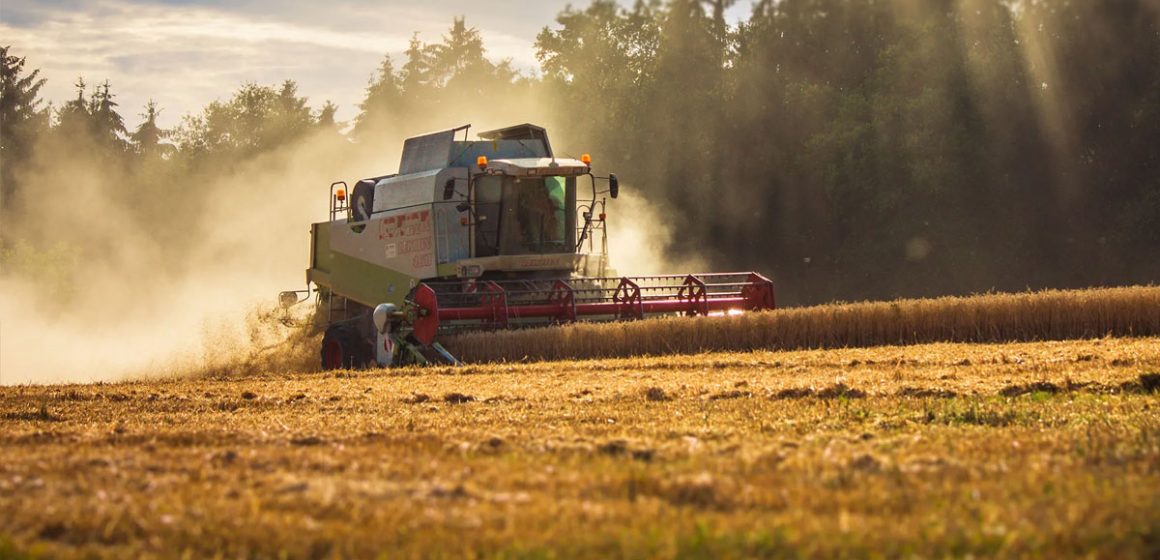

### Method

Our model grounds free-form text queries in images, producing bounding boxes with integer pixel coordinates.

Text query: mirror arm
[575,203,593,251]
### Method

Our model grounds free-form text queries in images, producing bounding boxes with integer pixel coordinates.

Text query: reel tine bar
[678,274,709,316]
[613,277,644,320]
[548,280,577,324]
[482,281,509,330]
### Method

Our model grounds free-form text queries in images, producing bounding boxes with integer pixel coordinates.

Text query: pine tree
[700,0,735,34]
[55,78,91,139]
[88,80,128,151]
[400,34,432,95]
[427,17,490,86]
[353,55,403,140]
[0,45,48,150]
[130,100,169,157]
[269,79,312,144]
[0,46,49,211]
[316,100,339,130]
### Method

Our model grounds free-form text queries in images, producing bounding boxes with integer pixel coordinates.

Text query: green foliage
[353,17,522,143]
[50,78,130,156]
[172,80,317,160]
[535,1,662,156]
[270,80,314,144]
[426,17,491,87]
[88,80,127,150]
[353,55,404,141]
[540,0,1160,304]
[0,46,46,129]
[0,239,79,304]
[0,45,49,212]
[316,100,340,132]
[52,78,90,138]
[129,99,170,157]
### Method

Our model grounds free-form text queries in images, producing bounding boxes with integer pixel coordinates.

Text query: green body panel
[309,224,418,308]
[332,251,417,307]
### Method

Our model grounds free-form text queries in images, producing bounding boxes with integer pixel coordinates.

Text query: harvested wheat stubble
[1,337,1157,558]
[445,286,1160,363]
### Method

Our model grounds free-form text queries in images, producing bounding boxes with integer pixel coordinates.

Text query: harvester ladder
[324,292,350,324]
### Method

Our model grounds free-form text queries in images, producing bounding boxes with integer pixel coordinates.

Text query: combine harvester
[283,124,775,368]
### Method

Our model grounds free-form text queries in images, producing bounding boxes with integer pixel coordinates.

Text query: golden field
[2,336,1158,558]
[446,286,1160,363]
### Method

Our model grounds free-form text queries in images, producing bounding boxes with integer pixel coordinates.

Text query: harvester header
[283,123,775,368]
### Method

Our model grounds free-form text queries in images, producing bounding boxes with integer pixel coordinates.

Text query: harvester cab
[289,123,775,370]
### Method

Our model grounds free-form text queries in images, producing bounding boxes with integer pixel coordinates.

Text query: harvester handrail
[329,181,349,222]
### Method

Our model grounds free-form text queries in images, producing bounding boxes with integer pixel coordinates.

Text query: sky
[1,0,751,130]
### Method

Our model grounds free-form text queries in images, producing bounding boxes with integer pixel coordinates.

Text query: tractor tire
[320,324,373,370]
[352,180,375,222]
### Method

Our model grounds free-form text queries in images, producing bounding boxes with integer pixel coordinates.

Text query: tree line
[2,1,1158,305]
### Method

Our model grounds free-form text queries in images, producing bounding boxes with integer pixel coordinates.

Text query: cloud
[0,0,560,129]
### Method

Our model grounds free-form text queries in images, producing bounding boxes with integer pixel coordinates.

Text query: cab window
[504,177,568,254]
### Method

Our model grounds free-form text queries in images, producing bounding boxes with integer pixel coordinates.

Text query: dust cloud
[0,85,690,385]
[604,189,707,276]
[0,131,357,385]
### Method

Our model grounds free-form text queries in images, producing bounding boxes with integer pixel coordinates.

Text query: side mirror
[609,173,619,199]
[278,291,300,308]
[442,179,456,201]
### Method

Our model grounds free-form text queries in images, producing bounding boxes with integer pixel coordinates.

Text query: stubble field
[2,336,1158,558]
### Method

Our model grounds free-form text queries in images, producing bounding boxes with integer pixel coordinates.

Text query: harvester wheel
[320,324,372,370]
[352,180,375,222]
